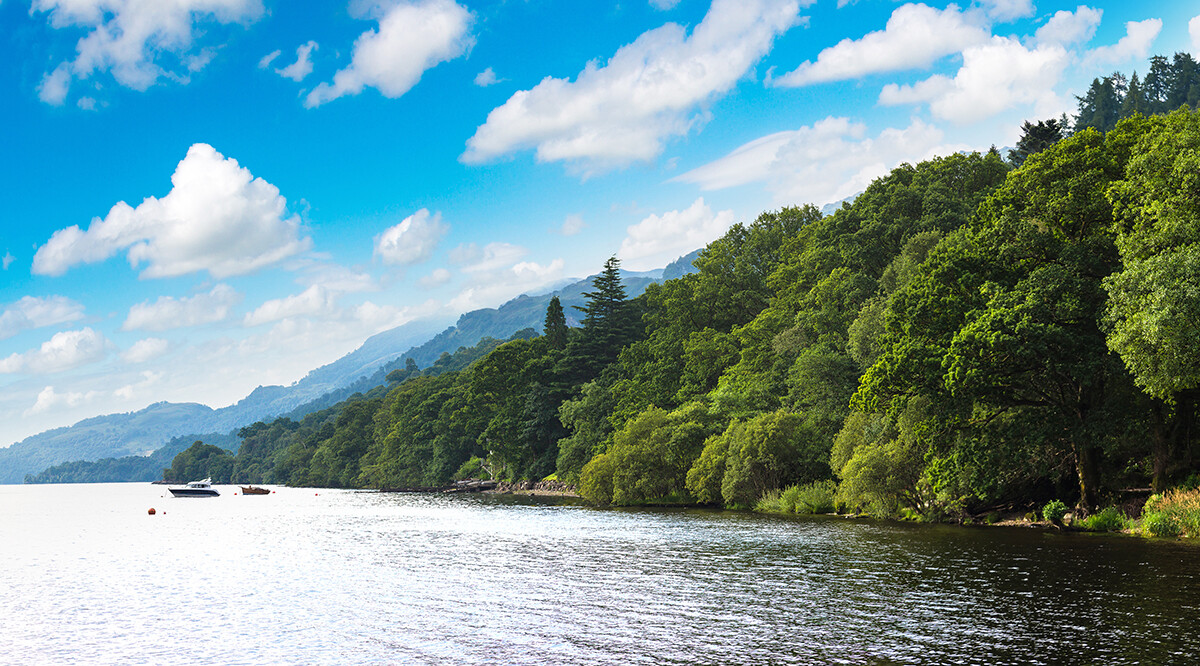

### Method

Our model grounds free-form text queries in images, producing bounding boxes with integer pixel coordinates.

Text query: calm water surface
[1,483,1198,665]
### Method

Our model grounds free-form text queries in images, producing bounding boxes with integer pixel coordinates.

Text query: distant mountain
[0,402,216,484]
[3,251,702,484]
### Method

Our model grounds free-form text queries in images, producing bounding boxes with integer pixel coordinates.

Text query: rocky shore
[487,479,578,497]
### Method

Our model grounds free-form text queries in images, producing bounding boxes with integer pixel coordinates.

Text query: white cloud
[1192,15,1200,55]
[24,385,103,416]
[305,0,473,107]
[0,327,109,375]
[114,371,164,401]
[33,143,310,279]
[449,258,565,312]
[462,0,801,173]
[121,338,169,364]
[560,214,586,236]
[458,242,528,273]
[0,296,86,340]
[259,49,281,69]
[32,0,263,105]
[295,262,376,293]
[1034,6,1102,48]
[979,0,1033,22]
[474,67,499,86]
[419,267,452,287]
[2,252,14,270]
[277,41,318,81]
[122,284,240,331]
[244,285,337,327]
[1082,18,1162,69]
[675,117,959,207]
[880,36,1070,124]
[650,0,681,9]
[771,3,989,87]
[619,198,734,271]
[374,209,448,265]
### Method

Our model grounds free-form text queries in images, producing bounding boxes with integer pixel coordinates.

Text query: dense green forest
[174,54,1200,521]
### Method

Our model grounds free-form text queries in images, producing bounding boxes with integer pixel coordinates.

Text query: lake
[1,483,1197,664]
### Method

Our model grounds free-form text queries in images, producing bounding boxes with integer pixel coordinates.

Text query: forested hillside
[174,57,1200,521]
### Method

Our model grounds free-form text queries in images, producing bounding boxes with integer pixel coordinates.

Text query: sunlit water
[2,483,1198,665]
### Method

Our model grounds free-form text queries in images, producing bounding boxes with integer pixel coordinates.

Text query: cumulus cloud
[374,209,448,265]
[619,198,734,271]
[305,0,473,107]
[449,258,565,312]
[880,36,1070,124]
[979,0,1033,22]
[24,385,104,416]
[121,338,169,364]
[560,214,586,236]
[244,285,337,327]
[771,3,989,87]
[276,41,318,81]
[33,143,310,279]
[0,327,109,374]
[419,267,452,287]
[122,284,240,331]
[675,117,959,207]
[114,370,164,401]
[1034,6,1103,48]
[474,67,499,86]
[32,0,263,105]
[462,0,801,173]
[1082,18,1162,69]
[1192,15,1200,55]
[0,296,86,340]
[456,242,528,273]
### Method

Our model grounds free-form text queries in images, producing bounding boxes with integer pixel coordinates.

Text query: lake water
[2,483,1198,665]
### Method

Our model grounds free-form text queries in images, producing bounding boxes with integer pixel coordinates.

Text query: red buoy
[148,508,156,515]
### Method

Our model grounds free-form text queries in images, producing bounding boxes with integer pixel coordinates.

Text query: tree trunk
[1073,438,1100,516]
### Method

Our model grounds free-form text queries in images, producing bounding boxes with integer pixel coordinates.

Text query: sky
[1,0,1196,448]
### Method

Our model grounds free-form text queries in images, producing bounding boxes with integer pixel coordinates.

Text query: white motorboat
[168,478,220,497]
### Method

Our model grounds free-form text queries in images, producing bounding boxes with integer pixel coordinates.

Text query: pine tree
[1119,72,1146,120]
[1007,118,1065,167]
[543,296,569,349]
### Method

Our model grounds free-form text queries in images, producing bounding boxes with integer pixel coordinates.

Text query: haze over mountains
[0,253,699,483]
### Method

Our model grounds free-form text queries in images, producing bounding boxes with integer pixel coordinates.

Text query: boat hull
[168,488,220,497]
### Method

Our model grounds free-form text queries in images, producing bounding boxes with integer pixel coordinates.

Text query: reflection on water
[1,483,1197,665]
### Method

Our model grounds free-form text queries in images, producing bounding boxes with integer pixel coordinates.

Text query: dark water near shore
[2,483,1198,664]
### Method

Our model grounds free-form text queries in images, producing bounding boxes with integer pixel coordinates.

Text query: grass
[755,480,837,515]
[1141,488,1200,538]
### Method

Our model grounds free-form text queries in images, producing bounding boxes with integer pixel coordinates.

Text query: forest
[171,53,1200,526]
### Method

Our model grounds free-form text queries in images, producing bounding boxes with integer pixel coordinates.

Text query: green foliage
[755,480,837,514]
[577,402,722,506]
[453,457,488,481]
[686,410,830,509]
[167,441,235,483]
[1042,499,1069,524]
[1080,506,1129,532]
[1141,488,1200,538]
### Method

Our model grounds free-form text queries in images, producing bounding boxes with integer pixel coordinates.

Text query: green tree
[543,296,569,349]
[1007,118,1066,167]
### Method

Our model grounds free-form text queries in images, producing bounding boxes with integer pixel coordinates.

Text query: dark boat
[240,485,270,495]
[168,478,220,497]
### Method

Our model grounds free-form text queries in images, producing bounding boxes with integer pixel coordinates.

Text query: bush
[1080,506,1129,532]
[755,480,836,515]
[1042,499,1068,524]
[1141,488,1200,538]
[453,457,488,481]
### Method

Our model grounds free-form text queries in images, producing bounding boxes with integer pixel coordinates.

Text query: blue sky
[1,0,1196,448]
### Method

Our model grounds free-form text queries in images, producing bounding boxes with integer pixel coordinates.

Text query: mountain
[0,402,216,484]
[3,252,702,484]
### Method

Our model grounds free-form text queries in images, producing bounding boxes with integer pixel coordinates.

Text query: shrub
[1042,499,1068,524]
[453,457,487,481]
[1080,506,1129,532]
[756,480,837,515]
[1141,488,1200,538]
